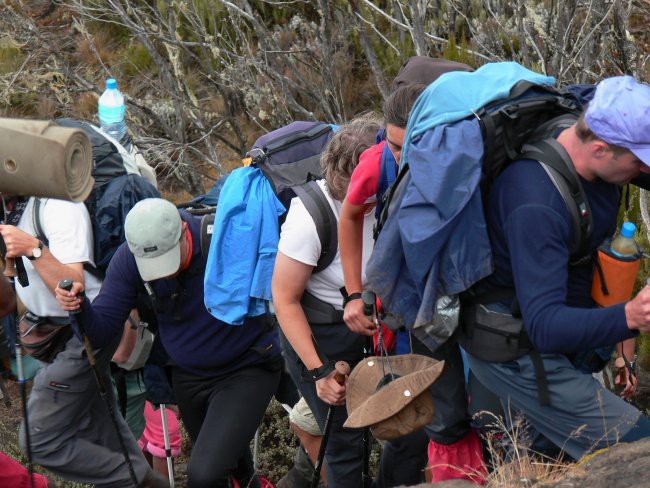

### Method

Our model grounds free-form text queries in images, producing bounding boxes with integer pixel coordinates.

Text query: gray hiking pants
[467,352,642,460]
[19,335,151,488]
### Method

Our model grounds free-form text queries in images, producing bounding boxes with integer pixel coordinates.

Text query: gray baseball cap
[125,198,182,281]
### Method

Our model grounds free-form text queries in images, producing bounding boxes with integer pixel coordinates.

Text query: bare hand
[343,298,376,337]
[625,287,650,332]
[315,370,347,406]
[615,365,637,400]
[55,281,86,312]
[0,225,40,258]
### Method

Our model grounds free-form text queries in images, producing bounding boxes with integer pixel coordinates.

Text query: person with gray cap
[56,197,282,488]
[464,75,650,460]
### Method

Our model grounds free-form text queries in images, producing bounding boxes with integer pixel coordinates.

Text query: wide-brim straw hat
[344,354,445,440]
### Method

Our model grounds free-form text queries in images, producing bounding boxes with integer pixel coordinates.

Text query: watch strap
[27,240,43,261]
[340,287,363,309]
[301,361,336,383]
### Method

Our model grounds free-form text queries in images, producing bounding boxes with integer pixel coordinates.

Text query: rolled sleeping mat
[0,118,93,202]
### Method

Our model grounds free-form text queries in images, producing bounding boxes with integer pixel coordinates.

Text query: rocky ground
[2,367,650,487]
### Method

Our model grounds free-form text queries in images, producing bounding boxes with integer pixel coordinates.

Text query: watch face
[32,247,42,259]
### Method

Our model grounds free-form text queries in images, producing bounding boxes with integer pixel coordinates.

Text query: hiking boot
[137,470,170,488]
[277,446,325,488]
[277,467,310,488]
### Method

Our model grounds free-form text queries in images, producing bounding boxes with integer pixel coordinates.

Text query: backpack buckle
[245,147,265,165]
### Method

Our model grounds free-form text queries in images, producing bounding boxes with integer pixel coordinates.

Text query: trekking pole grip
[59,278,84,316]
[3,257,16,277]
[333,361,350,385]
[361,290,376,319]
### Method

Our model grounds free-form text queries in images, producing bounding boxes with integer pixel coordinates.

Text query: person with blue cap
[462,75,650,460]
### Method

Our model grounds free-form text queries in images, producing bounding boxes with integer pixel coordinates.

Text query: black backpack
[32,119,160,279]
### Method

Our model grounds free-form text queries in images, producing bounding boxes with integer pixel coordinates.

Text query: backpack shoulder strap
[519,138,592,264]
[375,144,398,219]
[199,213,215,259]
[375,163,411,240]
[292,180,338,273]
[32,198,49,247]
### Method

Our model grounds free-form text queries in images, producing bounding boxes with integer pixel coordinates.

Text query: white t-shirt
[278,179,374,309]
[16,198,101,317]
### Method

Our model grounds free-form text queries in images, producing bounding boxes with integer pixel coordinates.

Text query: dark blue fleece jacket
[73,211,280,377]
[484,159,637,354]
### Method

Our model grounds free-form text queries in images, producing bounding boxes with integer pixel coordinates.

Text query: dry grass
[478,411,572,488]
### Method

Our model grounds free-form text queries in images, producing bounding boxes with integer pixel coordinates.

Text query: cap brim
[134,241,181,281]
[631,146,650,168]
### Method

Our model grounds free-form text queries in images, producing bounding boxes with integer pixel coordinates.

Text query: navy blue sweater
[73,211,280,377]
[484,159,637,354]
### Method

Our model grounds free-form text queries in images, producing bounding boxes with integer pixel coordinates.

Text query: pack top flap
[249,121,333,201]
[477,81,582,187]
[55,118,138,187]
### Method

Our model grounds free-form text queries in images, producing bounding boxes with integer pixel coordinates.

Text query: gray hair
[321,113,383,201]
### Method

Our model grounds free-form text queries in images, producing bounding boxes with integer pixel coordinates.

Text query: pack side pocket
[459,304,531,362]
[591,249,640,307]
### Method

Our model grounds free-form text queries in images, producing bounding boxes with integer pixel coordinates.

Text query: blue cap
[584,76,650,166]
[106,78,117,90]
[620,221,636,238]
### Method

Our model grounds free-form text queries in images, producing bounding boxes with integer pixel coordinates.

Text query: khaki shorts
[289,396,322,436]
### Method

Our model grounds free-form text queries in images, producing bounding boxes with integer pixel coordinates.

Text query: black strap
[112,365,128,419]
[199,213,215,259]
[301,290,344,324]
[375,162,411,240]
[529,348,551,406]
[519,138,592,264]
[593,254,609,296]
[33,198,48,246]
[292,181,338,273]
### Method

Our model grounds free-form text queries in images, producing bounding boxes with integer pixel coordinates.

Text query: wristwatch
[27,240,43,261]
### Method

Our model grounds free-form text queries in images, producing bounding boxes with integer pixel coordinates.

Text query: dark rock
[396,481,478,488]
[544,438,650,488]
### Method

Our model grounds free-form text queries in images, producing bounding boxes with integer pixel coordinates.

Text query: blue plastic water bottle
[98,78,127,143]
[610,222,638,258]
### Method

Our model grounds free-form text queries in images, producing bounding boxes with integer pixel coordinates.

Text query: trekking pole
[253,427,260,472]
[15,327,34,488]
[311,361,350,488]
[159,404,175,488]
[360,290,377,488]
[58,279,139,487]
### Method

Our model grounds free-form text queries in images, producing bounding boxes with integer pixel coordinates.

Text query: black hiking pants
[281,323,366,488]
[172,359,281,488]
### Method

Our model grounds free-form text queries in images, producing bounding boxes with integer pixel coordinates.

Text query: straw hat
[344,354,444,440]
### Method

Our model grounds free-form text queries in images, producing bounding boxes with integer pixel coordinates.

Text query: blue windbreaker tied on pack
[366,62,556,350]
[204,166,285,325]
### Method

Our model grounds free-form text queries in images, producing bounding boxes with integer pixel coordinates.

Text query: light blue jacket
[204,167,285,325]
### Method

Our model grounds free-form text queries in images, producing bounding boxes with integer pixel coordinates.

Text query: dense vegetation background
[1,0,648,195]
[1,0,650,485]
